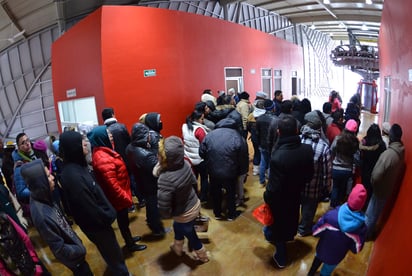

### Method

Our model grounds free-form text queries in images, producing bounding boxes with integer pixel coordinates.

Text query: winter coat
[0,213,43,276]
[359,138,386,192]
[157,136,199,221]
[236,99,253,130]
[104,118,131,164]
[182,122,208,166]
[59,131,116,233]
[313,204,367,265]
[126,123,159,197]
[199,118,248,179]
[88,126,132,211]
[12,149,37,203]
[300,125,332,200]
[212,105,243,133]
[371,141,405,199]
[264,135,314,242]
[21,159,87,271]
[256,111,278,151]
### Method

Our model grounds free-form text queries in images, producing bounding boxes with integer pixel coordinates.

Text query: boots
[253,165,259,176]
[193,245,209,263]
[170,239,184,256]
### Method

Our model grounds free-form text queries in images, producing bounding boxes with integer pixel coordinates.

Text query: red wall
[52,6,303,136]
[367,0,412,274]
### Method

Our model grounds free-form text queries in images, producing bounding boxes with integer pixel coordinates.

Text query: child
[308,184,367,276]
[155,136,209,263]
[21,159,93,275]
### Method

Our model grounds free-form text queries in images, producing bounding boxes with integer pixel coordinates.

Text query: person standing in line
[102,107,145,210]
[307,184,367,276]
[59,131,131,276]
[247,91,267,177]
[298,111,332,237]
[273,90,283,116]
[199,117,249,221]
[21,159,93,275]
[256,99,278,187]
[182,110,210,202]
[87,126,147,252]
[329,119,360,208]
[365,123,405,240]
[155,136,209,263]
[126,123,167,237]
[359,123,386,206]
[263,115,314,268]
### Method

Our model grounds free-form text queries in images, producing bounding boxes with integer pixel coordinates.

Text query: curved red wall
[52,6,303,137]
[368,0,412,274]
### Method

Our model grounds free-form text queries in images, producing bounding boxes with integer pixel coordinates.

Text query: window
[58,96,98,134]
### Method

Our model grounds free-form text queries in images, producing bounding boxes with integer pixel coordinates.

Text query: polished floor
[30,110,378,276]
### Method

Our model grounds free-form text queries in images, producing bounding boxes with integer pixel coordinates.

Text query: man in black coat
[263,115,314,268]
[199,118,248,221]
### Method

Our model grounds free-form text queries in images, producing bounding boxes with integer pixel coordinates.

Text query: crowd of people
[0,88,406,275]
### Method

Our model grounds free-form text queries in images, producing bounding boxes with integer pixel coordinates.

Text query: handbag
[252,203,273,225]
[194,215,210,232]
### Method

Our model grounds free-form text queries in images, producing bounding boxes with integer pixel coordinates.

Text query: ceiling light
[324,0,330,4]
[366,0,372,4]
[361,24,368,31]
[339,22,346,28]
[310,23,316,30]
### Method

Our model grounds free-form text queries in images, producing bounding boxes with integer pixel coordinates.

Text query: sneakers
[252,165,259,176]
[273,252,286,269]
[132,236,142,242]
[128,205,136,213]
[297,231,312,237]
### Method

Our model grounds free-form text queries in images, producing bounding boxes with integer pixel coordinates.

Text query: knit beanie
[389,123,402,142]
[263,99,275,111]
[304,111,322,130]
[33,140,48,152]
[347,184,367,211]
[345,119,358,133]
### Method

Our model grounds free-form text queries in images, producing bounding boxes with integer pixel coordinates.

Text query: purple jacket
[312,203,367,265]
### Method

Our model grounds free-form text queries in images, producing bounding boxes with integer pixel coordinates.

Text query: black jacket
[126,123,159,196]
[256,111,278,151]
[59,131,116,233]
[199,118,248,179]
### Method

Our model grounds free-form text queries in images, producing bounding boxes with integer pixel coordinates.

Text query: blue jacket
[312,203,367,265]
[12,149,36,203]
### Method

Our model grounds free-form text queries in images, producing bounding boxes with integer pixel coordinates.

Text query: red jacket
[326,123,342,145]
[92,147,132,211]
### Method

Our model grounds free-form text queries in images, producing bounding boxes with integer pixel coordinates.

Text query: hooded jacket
[59,131,116,232]
[371,141,405,199]
[157,136,200,221]
[126,123,159,196]
[87,126,132,211]
[312,204,367,265]
[104,117,131,164]
[21,159,87,271]
[199,118,249,179]
[12,149,37,203]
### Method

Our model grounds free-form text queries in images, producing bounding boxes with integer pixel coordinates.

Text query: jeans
[210,176,237,218]
[173,219,202,251]
[259,148,270,184]
[365,194,387,237]
[330,169,353,207]
[84,228,129,276]
[145,194,165,233]
[298,197,318,235]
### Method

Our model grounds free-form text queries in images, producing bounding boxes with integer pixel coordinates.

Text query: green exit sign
[143,69,156,77]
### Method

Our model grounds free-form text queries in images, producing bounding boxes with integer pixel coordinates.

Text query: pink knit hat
[33,140,48,152]
[345,119,358,133]
[348,184,367,211]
